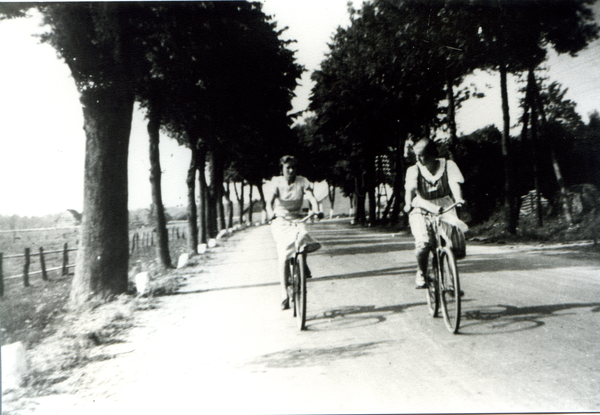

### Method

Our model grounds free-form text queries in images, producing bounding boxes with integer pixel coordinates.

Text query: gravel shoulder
[4,221,600,414]
[5,225,278,415]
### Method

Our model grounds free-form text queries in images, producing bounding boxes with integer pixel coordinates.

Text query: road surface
[24,219,600,414]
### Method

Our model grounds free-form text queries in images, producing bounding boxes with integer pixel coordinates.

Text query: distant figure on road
[265,155,322,310]
[404,138,466,289]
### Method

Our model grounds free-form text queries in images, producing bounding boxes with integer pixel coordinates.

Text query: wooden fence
[130,224,186,253]
[0,243,77,297]
[0,222,188,297]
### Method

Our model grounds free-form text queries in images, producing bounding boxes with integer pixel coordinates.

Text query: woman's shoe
[281,298,290,310]
[415,271,427,289]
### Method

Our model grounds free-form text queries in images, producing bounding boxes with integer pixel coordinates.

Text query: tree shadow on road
[458,249,600,274]
[307,302,424,332]
[248,340,396,369]
[313,265,415,282]
[318,237,411,247]
[315,242,414,256]
[460,301,600,335]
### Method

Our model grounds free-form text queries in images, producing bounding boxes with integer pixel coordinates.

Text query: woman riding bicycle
[404,138,466,289]
[265,155,322,310]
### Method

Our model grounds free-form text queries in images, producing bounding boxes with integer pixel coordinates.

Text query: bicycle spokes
[425,250,439,318]
[440,251,461,334]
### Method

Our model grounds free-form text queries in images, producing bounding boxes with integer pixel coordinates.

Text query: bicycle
[276,211,323,330]
[413,200,463,334]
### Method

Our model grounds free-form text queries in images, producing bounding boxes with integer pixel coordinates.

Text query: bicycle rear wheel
[425,249,439,317]
[288,259,296,316]
[293,253,307,330]
[440,249,461,333]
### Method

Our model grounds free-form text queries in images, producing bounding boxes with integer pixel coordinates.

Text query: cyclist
[404,138,466,289]
[265,155,322,310]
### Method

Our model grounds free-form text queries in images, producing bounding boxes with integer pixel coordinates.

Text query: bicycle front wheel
[288,259,296,316]
[440,249,461,333]
[425,249,439,318]
[293,253,308,330]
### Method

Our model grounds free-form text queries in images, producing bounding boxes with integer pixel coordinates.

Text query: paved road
[28,219,600,414]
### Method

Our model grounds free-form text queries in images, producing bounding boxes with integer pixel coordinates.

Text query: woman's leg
[279,256,290,309]
[409,212,429,288]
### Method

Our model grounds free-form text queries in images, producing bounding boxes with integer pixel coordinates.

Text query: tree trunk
[205,151,218,238]
[391,131,407,224]
[354,174,366,226]
[196,148,208,244]
[212,150,226,232]
[527,69,543,227]
[225,181,234,229]
[186,149,199,255]
[148,105,172,268]
[70,87,134,306]
[233,180,245,225]
[248,184,254,224]
[366,157,377,226]
[499,64,518,234]
[446,74,457,160]
[531,78,574,225]
[328,184,336,219]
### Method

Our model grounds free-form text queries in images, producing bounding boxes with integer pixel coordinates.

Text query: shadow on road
[315,265,415,282]
[248,341,396,369]
[316,242,414,256]
[460,301,600,335]
[307,302,424,332]
[459,250,600,274]
[173,281,279,295]
[320,237,411,247]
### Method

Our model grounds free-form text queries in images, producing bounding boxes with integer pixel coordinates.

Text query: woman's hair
[279,155,297,167]
[413,138,438,158]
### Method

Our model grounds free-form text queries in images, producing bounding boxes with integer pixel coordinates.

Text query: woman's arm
[265,182,278,219]
[449,181,465,205]
[305,187,321,214]
[404,185,417,212]
[404,166,418,212]
[447,160,465,204]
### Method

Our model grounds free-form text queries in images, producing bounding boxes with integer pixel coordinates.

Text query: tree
[475,0,598,231]
[33,3,149,306]
[146,94,172,268]
[135,4,209,266]
[154,2,301,240]
[454,126,504,225]
[311,1,450,225]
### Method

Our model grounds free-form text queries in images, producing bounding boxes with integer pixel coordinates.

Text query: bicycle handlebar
[273,211,324,223]
[413,201,463,216]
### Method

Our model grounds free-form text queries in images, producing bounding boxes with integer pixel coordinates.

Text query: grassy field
[0,223,189,348]
[0,228,79,280]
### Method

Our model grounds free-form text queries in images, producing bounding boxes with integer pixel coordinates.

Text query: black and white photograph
[1,0,600,413]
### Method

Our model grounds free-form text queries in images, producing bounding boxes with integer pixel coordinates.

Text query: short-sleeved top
[271,175,312,218]
[405,158,464,201]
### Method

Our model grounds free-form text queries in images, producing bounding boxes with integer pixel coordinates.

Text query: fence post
[23,247,30,287]
[62,243,69,276]
[0,253,4,297]
[39,247,48,281]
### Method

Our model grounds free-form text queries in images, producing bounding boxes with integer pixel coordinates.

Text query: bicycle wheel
[425,249,439,317]
[294,253,308,330]
[288,259,296,316]
[440,249,461,333]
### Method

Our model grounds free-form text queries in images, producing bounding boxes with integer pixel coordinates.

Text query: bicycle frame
[414,202,462,333]
[277,212,322,330]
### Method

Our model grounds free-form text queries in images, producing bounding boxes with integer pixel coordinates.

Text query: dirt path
[8,220,600,414]
[14,225,283,414]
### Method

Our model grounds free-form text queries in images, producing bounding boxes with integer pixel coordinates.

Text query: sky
[0,1,599,217]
